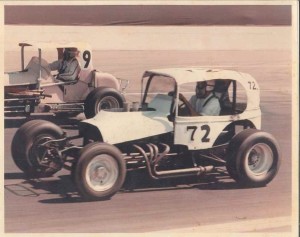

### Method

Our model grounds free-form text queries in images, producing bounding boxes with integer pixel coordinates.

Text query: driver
[190,80,221,116]
[180,80,221,116]
[49,48,81,82]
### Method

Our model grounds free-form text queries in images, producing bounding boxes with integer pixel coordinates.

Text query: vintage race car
[4,42,128,118]
[11,67,280,201]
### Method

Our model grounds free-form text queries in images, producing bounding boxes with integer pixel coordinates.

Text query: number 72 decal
[187,125,210,142]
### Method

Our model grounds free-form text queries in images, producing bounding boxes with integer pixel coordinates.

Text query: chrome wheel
[98,96,120,111]
[85,154,119,192]
[245,143,273,176]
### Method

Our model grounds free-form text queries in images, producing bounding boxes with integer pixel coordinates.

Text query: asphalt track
[3,49,294,233]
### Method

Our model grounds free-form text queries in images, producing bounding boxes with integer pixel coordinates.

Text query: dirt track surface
[4,48,293,233]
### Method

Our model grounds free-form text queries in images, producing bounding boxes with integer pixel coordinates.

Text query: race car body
[5,42,128,118]
[11,67,280,201]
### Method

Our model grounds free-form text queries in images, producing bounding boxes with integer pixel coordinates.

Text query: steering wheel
[178,93,198,116]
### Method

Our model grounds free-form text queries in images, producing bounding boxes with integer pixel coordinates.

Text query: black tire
[226,129,280,186]
[72,142,126,201]
[11,120,65,177]
[84,87,125,119]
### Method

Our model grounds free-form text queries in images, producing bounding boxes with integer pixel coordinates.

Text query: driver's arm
[58,59,80,81]
[49,60,61,71]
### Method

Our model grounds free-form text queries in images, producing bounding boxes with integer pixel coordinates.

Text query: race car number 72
[187,125,210,142]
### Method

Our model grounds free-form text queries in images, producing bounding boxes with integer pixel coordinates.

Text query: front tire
[11,120,65,177]
[72,142,126,201]
[226,129,280,186]
[84,87,125,119]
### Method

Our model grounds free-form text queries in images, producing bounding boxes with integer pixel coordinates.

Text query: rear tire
[84,87,125,119]
[226,129,280,186]
[11,120,65,177]
[72,142,126,201]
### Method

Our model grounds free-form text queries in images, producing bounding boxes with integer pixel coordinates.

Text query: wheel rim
[29,135,58,170]
[245,143,273,176]
[85,154,119,192]
[97,96,120,111]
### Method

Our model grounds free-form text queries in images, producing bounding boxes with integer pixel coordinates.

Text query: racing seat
[214,79,232,115]
[58,74,80,85]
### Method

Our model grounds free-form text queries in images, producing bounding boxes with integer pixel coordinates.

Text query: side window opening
[222,80,247,115]
[177,79,247,117]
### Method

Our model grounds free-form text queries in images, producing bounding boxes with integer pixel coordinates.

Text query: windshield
[142,75,176,104]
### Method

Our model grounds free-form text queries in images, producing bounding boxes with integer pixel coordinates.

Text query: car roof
[143,67,256,86]
[19,42,91,50]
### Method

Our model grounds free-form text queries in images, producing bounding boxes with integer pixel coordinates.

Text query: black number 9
[83,50,91,68]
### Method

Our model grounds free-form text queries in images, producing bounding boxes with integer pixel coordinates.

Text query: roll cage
[141,73,244,120]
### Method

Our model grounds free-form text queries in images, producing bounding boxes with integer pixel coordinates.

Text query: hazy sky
[5,5,291,26]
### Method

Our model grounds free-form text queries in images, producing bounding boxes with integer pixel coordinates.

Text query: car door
[174,115,231,150]
[173,81,232,150]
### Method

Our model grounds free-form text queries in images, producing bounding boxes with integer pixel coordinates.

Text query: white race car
[5,42,128,118]
[11,67,280,201]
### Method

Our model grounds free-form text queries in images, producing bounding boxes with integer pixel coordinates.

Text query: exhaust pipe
[153,166,214,179]
[133,144,214,180]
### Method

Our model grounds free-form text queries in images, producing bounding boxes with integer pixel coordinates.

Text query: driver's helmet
[63,48,79,59]
[196,80,216,92]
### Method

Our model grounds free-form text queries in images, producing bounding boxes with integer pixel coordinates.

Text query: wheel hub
[92,166,108,182]
[246,143,273,175]
[86,155,119,192]
[98,96,120,110]
[248,150,260,167]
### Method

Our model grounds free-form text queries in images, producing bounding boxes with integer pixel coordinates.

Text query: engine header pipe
[38,48,42,90]
[21,45,25,71]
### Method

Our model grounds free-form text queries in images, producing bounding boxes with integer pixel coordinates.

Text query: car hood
[82,94,174,144]
[82,110,173,144]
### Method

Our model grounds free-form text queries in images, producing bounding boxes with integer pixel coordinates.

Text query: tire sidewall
[226,129,258,182]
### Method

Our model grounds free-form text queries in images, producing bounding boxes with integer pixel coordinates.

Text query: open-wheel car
[4,42,128,118]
